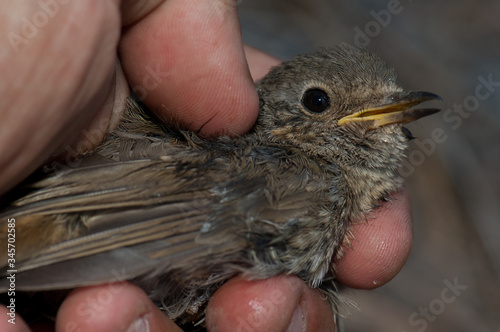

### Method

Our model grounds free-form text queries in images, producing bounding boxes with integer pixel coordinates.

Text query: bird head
[255,46,440,171]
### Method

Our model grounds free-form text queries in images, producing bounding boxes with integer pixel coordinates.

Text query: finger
[120,0,163,26]
[336,189,413,288]
[0,1,122,194]
[119,0,259,137]
[56,282,182,332]
[206,275,336,332]
[0,305,30,332]
[243,45,282,82]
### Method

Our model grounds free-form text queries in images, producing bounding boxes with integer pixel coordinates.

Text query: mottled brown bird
[0,46,439,329]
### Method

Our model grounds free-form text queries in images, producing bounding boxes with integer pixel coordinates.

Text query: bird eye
[302,88,330,113]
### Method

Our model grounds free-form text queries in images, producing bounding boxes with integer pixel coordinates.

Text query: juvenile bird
[0,46,439,329]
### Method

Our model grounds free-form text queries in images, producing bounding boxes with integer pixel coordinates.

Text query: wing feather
[0,134,333,295]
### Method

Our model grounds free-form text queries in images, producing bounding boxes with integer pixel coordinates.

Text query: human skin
[0,1,412,331]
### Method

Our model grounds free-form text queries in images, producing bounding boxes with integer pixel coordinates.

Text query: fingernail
[126,316,150,332]
[286,303,305,332]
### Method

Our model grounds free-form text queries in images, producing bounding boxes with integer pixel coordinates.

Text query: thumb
[119,0,259,137]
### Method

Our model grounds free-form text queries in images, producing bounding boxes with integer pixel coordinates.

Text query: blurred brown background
[239,1,500,331]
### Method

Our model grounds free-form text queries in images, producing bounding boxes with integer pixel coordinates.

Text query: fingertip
[206,275,336,332]
[243,45,282,82]
[0,305,30,332]
[120,0,259,137]
[300,285,338,332]
[206,275,298,331]
[57,282,181,332]
[336,190,413,289]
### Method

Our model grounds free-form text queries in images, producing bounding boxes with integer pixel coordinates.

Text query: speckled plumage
[0,46,439,329]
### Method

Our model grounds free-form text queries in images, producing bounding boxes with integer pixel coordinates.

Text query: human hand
[0,1,412,331]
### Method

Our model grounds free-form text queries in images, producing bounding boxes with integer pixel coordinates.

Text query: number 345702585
[7,218,16,263]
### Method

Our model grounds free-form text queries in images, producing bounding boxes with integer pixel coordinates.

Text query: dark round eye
[302,88,330,113]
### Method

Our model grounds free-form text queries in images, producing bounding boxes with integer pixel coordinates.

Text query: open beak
[337,91,441,128]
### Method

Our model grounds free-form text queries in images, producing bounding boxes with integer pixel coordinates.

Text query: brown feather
[0,46,440,329]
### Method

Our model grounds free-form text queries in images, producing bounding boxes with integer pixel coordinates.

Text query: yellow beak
[338,91,441,127]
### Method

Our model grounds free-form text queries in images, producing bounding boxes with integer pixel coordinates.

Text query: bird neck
[336,160,404,221]
[289,138,407,221]
[228,130,405,221]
